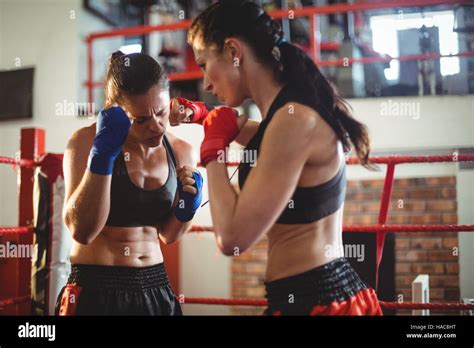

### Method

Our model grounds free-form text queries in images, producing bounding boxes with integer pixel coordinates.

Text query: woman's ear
[224,38,243,67]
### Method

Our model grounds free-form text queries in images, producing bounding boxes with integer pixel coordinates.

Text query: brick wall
[231,176,459,315]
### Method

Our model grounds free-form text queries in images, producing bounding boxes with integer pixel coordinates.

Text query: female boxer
[174,0,382,315]
[56,51,202,315]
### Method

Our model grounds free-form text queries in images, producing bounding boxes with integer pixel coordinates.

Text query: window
[370,10,460,81]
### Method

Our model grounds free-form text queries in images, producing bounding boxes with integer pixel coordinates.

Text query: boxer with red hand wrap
[200,107,240,167]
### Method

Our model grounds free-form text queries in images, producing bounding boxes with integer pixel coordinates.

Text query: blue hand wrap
[174,170,203,222]
[88,107,131,175]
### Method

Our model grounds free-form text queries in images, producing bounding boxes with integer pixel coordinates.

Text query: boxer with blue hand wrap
[174,168,204,222]
[59,51,197,316]
[88,106,131,175]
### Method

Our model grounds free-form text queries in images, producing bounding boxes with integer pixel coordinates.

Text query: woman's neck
[125,134,163,160]
[246,67,284,120]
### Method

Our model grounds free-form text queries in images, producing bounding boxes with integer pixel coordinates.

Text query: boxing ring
[1,128,474,315]
[1,0,474,316]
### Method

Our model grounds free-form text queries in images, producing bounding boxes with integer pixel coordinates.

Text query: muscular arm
[63,127,112,245]
[206,103,318,255]
[158,137,199,244]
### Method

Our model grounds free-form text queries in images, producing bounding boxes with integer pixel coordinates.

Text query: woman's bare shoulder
[66,124,96,152]
[165,132,197,167]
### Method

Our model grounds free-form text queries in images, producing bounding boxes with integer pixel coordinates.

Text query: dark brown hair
[189,0,373,168]
[104,50,169,108]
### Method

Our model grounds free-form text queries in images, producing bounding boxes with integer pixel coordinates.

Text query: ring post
[17,128,45,315]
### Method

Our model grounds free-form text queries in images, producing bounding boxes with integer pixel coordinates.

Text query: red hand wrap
[173,97,210,124]
[200,107,239,167]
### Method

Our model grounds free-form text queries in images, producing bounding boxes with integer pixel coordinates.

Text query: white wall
[351,96,474,152]
[77,1,123,112]
[0,0,82,226]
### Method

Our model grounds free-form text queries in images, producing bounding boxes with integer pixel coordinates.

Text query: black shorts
[55,263,182,316]
[264,257,382,315]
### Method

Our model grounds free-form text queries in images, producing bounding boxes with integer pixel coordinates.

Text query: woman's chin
[223,97,245,108]
[146,135,163,148]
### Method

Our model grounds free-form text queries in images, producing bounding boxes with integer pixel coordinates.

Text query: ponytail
[105,50,126,108]
[110,50,125,62]
[277,42,373,169]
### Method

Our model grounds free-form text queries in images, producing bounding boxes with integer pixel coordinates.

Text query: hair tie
[272,36,286,62]
[275,37,286,47]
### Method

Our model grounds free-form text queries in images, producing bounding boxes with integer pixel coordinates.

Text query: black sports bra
[106,135,177,227]
[238,85,346,224]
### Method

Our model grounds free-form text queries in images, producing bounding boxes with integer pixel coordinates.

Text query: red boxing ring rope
[189,224,474,233]
[1,295,473,311]
[181,297,474,311]
[0,156,38,168]
[2,224,473,236]
[0,227,33,235]
[221,154,474,168]
[2,154,473,169]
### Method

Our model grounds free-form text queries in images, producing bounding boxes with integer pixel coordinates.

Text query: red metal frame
[318,51,474,67]
[309,15,320,62]
[84,0,473,106]
[376,163,395,289]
